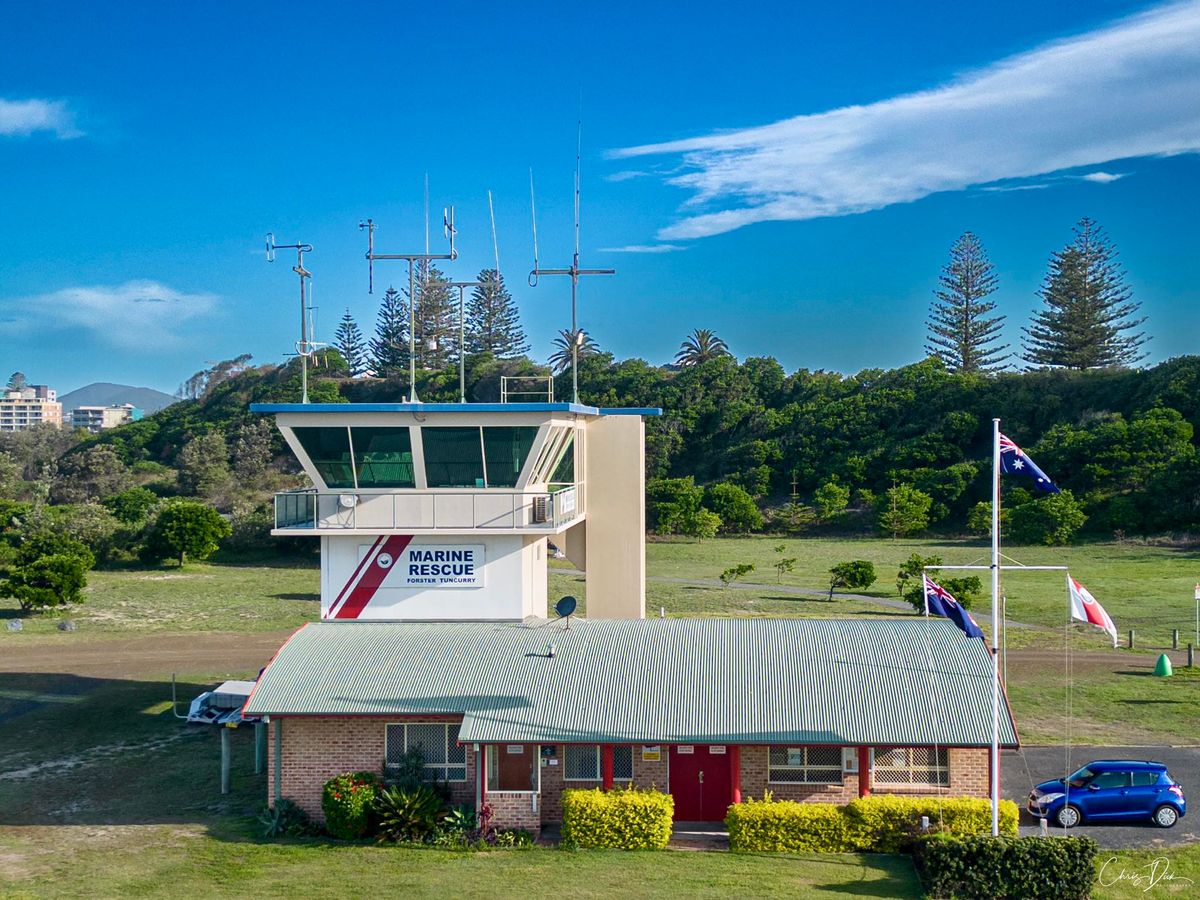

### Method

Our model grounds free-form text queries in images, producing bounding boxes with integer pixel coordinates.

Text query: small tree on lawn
[141,500,232,566]
[719,563,755,586]
[895,552,981,612]
[682,507,722,541]
[828,560,876,600]
[876,484,932,538]
[0,554,88,611]
[772,544,797,583]
[703,482,763,533]
[1008,490,1087,546]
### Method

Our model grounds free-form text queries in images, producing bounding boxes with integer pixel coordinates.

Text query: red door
[669,745,733,821]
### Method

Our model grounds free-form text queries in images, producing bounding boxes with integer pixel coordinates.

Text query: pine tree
[1023,217,1147,369]
[334,310,369,376]
[413,262,455,370]
[925,232,1009,373]
[465,268,529,357]
[370,286,410,377]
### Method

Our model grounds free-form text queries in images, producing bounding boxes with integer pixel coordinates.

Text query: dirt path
[0,630,296,679]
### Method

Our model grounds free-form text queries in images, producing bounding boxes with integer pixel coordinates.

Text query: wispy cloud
[606,170,651,183]
[599,244,686,254]
[1077,171,1127,183]
[0,98,81,138]
[1,281,217,348]
[614,1,1200,239]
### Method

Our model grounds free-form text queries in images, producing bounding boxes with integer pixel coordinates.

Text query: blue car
[1028,760,1186,828]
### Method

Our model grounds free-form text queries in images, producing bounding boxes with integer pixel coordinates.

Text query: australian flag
[999,433,1060,493]
[923,576,985,638]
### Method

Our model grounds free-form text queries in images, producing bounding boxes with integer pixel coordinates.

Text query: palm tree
[674,329,730,366]
[548,329,599,374]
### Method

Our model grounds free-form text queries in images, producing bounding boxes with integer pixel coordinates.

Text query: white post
[990,418,1001,837]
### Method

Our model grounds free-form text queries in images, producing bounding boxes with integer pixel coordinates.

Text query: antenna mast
[359,201,458,403]
[265,233,317,404]
[528,122,614,405]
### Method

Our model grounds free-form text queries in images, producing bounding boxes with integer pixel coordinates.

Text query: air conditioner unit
[532,496,549,523]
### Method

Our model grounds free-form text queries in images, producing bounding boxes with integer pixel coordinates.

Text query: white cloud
[1078,171,1127,183]
[0,98,80,138]
[598,244,686,253]
[606,170,651,182]
[614,1,1200,239]
[1,281,217,349]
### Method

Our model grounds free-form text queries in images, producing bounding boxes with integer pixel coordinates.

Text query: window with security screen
[613,746,633,781]
[872,747,949,786]
[564,744,601,780]
[768,746,843,784]
[385,722,466,782]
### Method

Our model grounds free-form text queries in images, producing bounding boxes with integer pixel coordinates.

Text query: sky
[1,0,1198,395]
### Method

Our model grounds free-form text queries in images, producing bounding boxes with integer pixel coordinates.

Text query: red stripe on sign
[327,535,385,619]
[332,534,414,620]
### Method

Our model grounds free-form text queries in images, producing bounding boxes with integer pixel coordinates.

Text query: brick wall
[487,792,541,838]
[947,748,989,796]
[739,746,859,804]
[268,716,475,821]
[537,745,602,824]
[631,745,669,792]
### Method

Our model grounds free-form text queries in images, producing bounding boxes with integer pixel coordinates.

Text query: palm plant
[674,329,730,366]
[548,329,600,374]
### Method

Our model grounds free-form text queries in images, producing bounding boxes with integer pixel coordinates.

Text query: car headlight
[1034,792,1064,805]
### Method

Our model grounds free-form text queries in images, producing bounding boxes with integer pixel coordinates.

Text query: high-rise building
[0,384,62,432]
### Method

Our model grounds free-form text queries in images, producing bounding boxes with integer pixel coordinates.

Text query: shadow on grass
[0,672,269,833]
[270,592,319,602]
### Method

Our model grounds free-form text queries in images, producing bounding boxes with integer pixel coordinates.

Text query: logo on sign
[376,553,393,569]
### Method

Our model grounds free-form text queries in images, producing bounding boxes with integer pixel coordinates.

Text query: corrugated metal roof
[244,618,1018,747]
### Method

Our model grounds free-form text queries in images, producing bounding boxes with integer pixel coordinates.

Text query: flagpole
[990,417,1001,837]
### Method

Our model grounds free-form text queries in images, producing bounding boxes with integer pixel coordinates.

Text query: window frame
[767,746,845,785]
[384,722,467,783]
[871,746,950,788]
[485,743,542,794]
[563,744,602,781]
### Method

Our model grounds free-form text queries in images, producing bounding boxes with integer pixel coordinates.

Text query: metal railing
[274,484,583,532]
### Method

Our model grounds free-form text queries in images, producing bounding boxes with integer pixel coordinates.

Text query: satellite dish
[338,494,359,509]
[555,596,577,619]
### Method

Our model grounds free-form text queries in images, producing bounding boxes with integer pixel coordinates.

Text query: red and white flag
[1067,575,1118,648]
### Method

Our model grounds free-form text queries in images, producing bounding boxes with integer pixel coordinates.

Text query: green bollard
[1153,653,1173,677]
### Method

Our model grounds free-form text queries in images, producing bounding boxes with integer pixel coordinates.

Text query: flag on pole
[924,575,985,638]
[1067,575,1118,647]
[999,433,1060,493]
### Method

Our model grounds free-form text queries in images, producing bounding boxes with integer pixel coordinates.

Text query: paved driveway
[1003,745,1200,848]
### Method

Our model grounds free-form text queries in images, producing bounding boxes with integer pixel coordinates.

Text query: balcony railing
[274,484,583,532]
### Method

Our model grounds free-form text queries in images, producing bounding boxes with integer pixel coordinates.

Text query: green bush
[828,559,876,599]
[561,787,674,850]
[258,798,319,839]
[845,795,1018,853]
[725,794,1018,854]
[1008,489,1087,545]
[726,795,853,852]
[703,482,764,533]
[0,554,89,611]
[321,771,381,840]
[914,834,1097,899]
[374,784,444,843]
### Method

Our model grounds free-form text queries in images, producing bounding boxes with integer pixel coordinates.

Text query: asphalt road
[1004,745,1200,848]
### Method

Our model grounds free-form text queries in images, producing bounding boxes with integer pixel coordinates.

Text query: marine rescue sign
[360,543,486,588]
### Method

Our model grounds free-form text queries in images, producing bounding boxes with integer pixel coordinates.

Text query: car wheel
[1153,805,1179,828]
[1056,805,1082,828]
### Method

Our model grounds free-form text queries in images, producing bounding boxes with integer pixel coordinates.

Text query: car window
[1132,771,1160,787]
[1066,766,1095,787]
[1091,772,1130,789]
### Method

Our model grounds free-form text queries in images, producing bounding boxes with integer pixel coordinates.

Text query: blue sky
[2,0,1198,394]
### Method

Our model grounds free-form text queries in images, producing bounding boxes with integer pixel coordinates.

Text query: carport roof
[244,618,1018,747]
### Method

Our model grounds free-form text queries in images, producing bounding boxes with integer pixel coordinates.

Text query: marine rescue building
[245,401,1017,832]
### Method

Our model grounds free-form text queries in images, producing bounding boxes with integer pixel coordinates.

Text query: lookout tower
[253,401,659,621]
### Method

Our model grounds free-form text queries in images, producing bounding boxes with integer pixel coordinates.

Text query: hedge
[725,798,854,852]
[561,787,674,850]
[726,794,1019,853]
[322,771,382,840]
[914,834,1097,899]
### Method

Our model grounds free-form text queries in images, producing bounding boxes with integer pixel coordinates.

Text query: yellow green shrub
[845,795,1019,852]
[561,787,674,850]
[726,795,854,852]
[726,793,1019,854]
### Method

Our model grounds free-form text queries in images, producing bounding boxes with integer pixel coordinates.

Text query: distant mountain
[59,383,178,414]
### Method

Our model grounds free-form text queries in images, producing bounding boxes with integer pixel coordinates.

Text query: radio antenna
[265,233,317,404]
[488,189,501,278]
[527,121,615,405]
[358,202,458,403]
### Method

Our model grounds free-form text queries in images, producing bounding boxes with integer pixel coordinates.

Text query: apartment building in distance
[0,384,63,432]
[70,404,143,433]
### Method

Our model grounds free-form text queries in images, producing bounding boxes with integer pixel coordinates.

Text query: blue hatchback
[1029,760,1186,828]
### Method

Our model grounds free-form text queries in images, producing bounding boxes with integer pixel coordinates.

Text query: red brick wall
[538,745,602,824]
[268,716,475,821]
[739,746,859,804]
[487,792,541,838]
[631,745,669,792]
